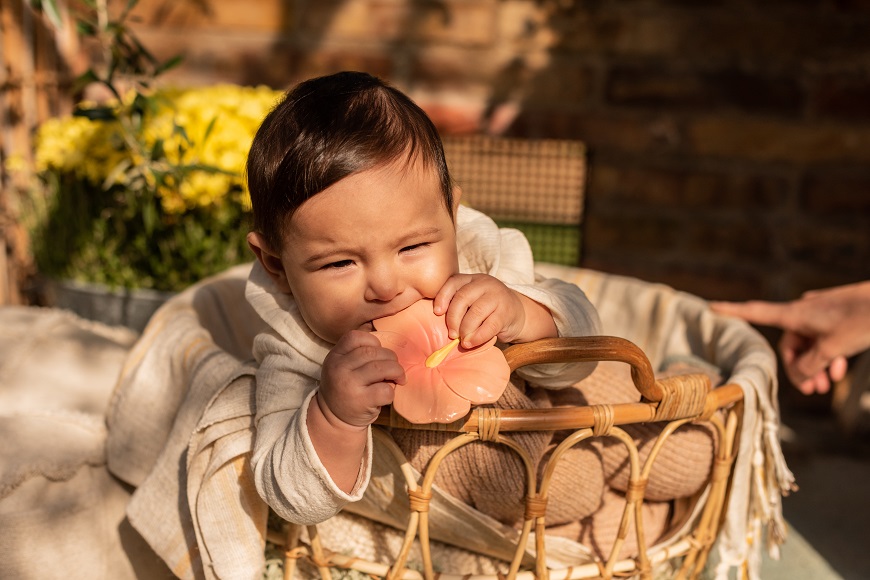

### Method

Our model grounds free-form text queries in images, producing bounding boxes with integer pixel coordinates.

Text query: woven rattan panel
[442,135,586,266]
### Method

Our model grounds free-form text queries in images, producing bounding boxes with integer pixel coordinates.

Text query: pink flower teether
[373,299,510,424]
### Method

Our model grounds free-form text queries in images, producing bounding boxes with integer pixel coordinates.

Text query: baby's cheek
[417,257,458,298]
[296,299,346,344]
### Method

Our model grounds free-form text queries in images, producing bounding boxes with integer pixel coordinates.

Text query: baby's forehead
[282,157,450,237]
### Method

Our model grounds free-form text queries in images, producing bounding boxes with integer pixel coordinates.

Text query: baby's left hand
[434,273,531,349]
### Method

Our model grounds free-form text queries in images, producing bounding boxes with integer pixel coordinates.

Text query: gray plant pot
[44,279,175,333]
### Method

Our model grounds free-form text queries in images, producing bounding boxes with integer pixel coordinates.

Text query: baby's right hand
[318,330,405,428]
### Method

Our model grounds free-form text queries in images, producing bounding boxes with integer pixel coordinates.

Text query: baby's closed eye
[400,242,430,253]
[322,259,354,270]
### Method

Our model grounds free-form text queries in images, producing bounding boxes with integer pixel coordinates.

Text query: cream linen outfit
[245,205,602,525]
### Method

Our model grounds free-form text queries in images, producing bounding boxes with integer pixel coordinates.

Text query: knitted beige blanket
[101,262,792,579]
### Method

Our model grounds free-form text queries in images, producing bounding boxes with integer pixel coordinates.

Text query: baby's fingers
[332,329,383,355]
[444,287,497,346]
[458,304,503,348]
[354,356,406,389]
[433,274,473,316]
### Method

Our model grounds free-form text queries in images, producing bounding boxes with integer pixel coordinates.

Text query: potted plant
[24,84,281,328]
[14,0,282,329]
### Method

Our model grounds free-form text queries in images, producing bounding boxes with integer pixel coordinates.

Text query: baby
[243,71,603,526]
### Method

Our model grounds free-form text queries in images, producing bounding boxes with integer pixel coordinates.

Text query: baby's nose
[365,267,401,301]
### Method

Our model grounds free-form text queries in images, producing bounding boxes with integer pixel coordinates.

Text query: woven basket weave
[272,336,743,580]
[266,137,748,579]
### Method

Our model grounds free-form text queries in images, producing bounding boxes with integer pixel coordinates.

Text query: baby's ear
[247,232,292,294]
[451,185,463,216]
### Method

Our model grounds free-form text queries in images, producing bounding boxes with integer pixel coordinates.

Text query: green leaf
[202,116,218,144]
[131,92,150,116]
[142,199,157,236]
[182,163,237,177]
[104,56,119,88]
[129,34,159,67]
[73,103,116,121]
[76,20,96,37]
[71,69,100,94]
[151,139,166,162]
[100,79,123,101]
[174,123,191,146]
[154,55,184,76]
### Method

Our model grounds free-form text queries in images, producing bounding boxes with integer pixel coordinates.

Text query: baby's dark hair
[246,71,454,251]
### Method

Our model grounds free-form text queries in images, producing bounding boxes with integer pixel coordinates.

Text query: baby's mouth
[358,321,375,332]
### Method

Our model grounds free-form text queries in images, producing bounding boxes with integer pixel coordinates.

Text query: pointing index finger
[709,300,792,329]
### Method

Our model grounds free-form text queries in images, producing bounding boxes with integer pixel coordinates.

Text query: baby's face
[278,157,459,344]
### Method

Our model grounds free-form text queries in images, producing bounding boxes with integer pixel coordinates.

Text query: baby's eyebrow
[302,249,346,267]
[398,226,442,243]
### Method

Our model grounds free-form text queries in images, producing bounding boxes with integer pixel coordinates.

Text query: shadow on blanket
[0,306,172,579]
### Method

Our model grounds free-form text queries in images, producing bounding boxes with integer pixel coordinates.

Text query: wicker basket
[271,333,744,580]
[258,138,772,580]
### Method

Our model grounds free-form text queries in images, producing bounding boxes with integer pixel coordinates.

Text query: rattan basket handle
[376,335,726,430]
[502,336,664,402]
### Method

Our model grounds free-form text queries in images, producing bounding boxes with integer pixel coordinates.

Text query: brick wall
[129,0,870,301]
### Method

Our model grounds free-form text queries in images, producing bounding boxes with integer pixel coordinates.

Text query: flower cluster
[25,84,284,291]
[34,84,281,214]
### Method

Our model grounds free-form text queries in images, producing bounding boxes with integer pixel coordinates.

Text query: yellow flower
[34,83,283,215]
[157,184,186,214]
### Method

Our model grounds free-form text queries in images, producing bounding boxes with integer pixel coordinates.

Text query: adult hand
[711,281,870,395]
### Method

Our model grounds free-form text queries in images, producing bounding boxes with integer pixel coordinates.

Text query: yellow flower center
[425,338,460,368]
